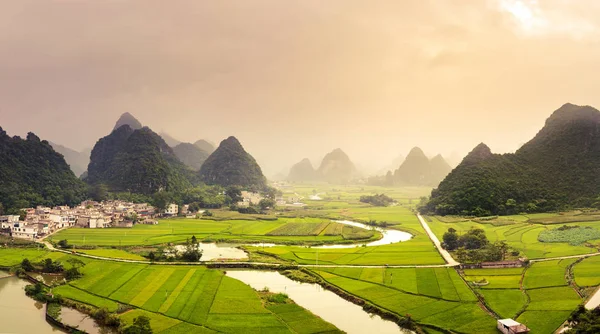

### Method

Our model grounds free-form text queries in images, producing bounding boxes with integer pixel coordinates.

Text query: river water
[226,270,412,334]
[0,272,63,334]
[315,220,412,249]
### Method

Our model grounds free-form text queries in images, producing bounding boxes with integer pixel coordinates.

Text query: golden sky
[1,0,599,176]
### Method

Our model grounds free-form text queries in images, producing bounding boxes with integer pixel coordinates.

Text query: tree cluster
[359,194,395,207]
[442,228,512,263]
[566,305,600,333]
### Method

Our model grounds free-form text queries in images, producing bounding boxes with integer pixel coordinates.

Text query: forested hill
[199,136,267,190]
[0,128,86,213]
[424,103,600,216]
[86,125,196,195]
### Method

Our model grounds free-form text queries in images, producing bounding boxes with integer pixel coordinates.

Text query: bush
[267,293,288,304]
[65,267,82,280]
[123,315,152,334]
[20,258,34,272]
[359,194,395,207]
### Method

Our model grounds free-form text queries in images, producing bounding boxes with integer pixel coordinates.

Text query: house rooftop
[498,319,522,327]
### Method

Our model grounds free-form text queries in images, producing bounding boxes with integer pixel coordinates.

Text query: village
[0,190,306,241]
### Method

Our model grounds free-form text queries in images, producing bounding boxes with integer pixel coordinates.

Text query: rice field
[74,248,147,260]
[313,267,495,333]
[259,207,444,266]
[573,255,600,287]
[49,217,380,247]
[53,259,340,333]
[465,259,582,333]
[427,216,598,259]
[0,247,50,267]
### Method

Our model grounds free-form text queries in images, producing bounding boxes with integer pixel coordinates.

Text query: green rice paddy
[49,217,379,247]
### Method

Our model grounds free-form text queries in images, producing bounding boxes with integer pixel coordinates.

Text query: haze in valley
[1,0,600,177]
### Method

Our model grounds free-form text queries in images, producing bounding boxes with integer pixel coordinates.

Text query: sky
[1,0,600,177]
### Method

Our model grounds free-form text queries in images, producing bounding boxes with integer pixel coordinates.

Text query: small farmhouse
[497,319,530,334]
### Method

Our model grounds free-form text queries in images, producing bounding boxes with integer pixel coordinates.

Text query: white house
[497,319,529,334]
[0,215,19,229]
[241,191,263,204]
[165,203,179,216]
[11,222,38,240]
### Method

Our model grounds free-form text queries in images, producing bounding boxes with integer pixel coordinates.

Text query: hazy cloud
[1,0,599,176]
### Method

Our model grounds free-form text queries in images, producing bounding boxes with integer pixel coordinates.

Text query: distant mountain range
[0,128,86,212]
[424,103,600,216]
[49,142,90,177]
[287,148,358,184]
[172,143,209,171]
[393,147,452,186]
[159,132,182,147]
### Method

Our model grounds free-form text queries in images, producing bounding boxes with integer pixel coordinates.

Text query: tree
[66,258,85,269]
[458,229,488,250]
[191,235,197,245]
[258,198,276,210]
[148,251,156,261]
[21,258,34,272]
[152,191,172,212]
[495,241,510,260]
[225,186,242,205]
[65,267,82,280]
[89,183,109,202]
[442,229,459,250]
[57,239,69,249]
[123,315,153,334]
[41,258,64,273]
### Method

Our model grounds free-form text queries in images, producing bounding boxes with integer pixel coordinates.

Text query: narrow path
[416,214,460,266]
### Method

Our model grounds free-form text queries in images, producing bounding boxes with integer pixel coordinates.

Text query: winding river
[178,220,413,260]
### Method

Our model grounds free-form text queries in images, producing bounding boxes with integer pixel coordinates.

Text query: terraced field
[49,217,379,246]
[313,267,494,333]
